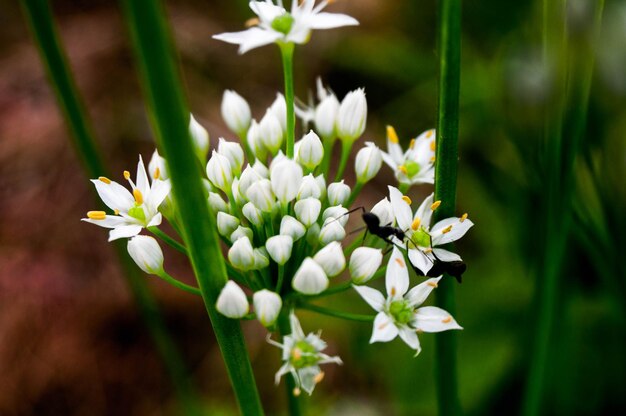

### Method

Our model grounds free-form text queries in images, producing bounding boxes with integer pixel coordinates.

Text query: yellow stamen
[409,138,416,149]
[423,248,433,254]
[402,195,412,205]
[154,167,161,180]
[430,200,441,211]
[429,156,436,162]
[427,281,438,288]
[292,348,302,361]
[426,129,434,138]
[245,17,260,27]
[390,287,397,297]
[397,165,408,175]
[460,213,468,222]
[293,387,301,397]
[441,225,453,234]
[123,170,131,180]
[387,125,399,143]
[442,317,452,324]
[114,209,120,215]
[411,218,421,231]
[314,372,325,384]
[395,257,405,268]
[98,176,111,184]
[87,211,106,220]
[133,188,144,205]
[429,141,436,151]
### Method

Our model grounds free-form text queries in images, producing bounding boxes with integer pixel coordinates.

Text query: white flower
[297,174,322,200]
[206,150,234,192]
[315,93,339,139]
[353,247,462,354]
[318,219,346,245]
[294,197,321,227]
[217,212,240,237]
[242,202,264,227]
[230,226,254,242]
[228,236,256,271]
[305,223,321,246]
[266,235,294,265]
[259,110,284,155]
[322,205,349,227]
[218,138,245,176]
[127,235,164,275]
[271,158,304,204]
[148,149,168,181]
[82,156,171,241]
[388,186,473,274]
[337,88,367,142]
[189,114,210,162]
[349,247,383,284]
[268,313,342,395]
[292,257,328,294]
[381,126,436,186]
[216,281,250,319]
[252,160,270,178]
[247,120,269,161]
[246,179,276,212]
[355,142,382,183]
[370,197,394,227]
[208,191,229,213]
[270,93,287,132]
[253,290,282,327]
[280,215,307,241]
[327,181,350,206]
[221,90,252,135]
[315,174,326,200]
[296,130,324,170]
[213,0,358,54]
[313,241,345,277]
[238,164,263,197]
[253,248,270,269]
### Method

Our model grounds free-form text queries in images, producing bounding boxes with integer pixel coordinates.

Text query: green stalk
[345,181,364,208]
[299,303,374,322]
[334,140,353,182]
[120,1,263,414]
[277,310,303,416]
[318,135,336,177]
[433,0,462,415]
[279,42,296,158]
[157,271,202,296]
[21,2,201,414]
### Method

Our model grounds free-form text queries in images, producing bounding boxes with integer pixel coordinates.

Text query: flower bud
[327,181,351,206]
[230,226,253,242]
[242,202,264,227]
[265,235,294,265]
[315,93,339,139]
[221,90,251,135]
[238,165,262,197]
[271,159,303,204]
[217,212,240,237]
[206,150,233,191]
[318,219,346,245]
[218,138,244,176]
[298,174,322,200]
[127,235,164,275]
[247,120,268,161]
[355,142,382,183]
[216,280,249,319]
[349,247,383,284]
[253,247,270,269]
[259,110,284,155]
[294,197,322,227]
[230,178,246,206]
[323,205,349,227]
[189,114,210,162]
[337,88,367,142]
[208,192,229,213]
[315,174,326,200]
[252,160,269,178]
[148,149,168,181]
[228,236,255,271]
[296,131,324,170]
[306,223,321,246]
[313,241,345,277]
[246,179,275,212]
[292,257,329,295]
[280,215,306,241]
[253,289,282,327]
[269,93,287,132]
[370,197,394,227]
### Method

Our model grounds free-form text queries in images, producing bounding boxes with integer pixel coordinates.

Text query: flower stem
[149,226,188,255]
[433,0,462,415]
[345,181,364,208]
[279,42,296,158]
[157,271,202,296]
[299,302,375,322]
[276,264,285,293]
[318,135,336,177]
[277,310,302,416]
[120,1,263,414]
[334,140,353,182]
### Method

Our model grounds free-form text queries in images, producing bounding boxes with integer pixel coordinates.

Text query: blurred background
[1,0,625,414]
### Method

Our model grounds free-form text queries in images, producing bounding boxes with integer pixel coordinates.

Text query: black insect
[411,258,466,284]
[360,211,405,244]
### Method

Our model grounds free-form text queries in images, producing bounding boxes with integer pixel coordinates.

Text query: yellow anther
[314,372,325,384]
[114,209,120,215]
[409,138,416,149]
[411,217,421,231]
[429,141,436,151]
[441,225,453,234]
[460,213,468,222]
[133,188,144,205]
[416,329,424,334]
[397,165,408,175]
[429,156,436,162]
[154,167,161,180]
[293,387,301,397]
[245,17,260,27]
[427,281,438,288]
[292,348,302,361]
[426,129,434,138]
[423,248,433,254]
[390,287,397,297]
[123,170,131,180]
[402,195,412,205]
[430,200,441,211]
[387,125,399,144]
[98,176,111,184]
[87,211,106,220]
[395,257,405,268]
[442,316,452,324]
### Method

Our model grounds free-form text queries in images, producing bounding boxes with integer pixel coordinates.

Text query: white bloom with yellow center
[381,126,436,186]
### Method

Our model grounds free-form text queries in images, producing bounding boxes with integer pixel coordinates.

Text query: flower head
[381,126,436,186]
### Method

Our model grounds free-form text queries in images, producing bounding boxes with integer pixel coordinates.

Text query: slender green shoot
[279,42,296,158]
[299,303,374,322]
[157,271,202,296]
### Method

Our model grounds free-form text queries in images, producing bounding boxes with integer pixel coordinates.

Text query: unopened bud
[313,241,346,277]
[221,90,251,135]
[292,258,329,295]
[216,280,249,318]
[253,289,282,326]
[349,247,383,284]
[127,235,164,275]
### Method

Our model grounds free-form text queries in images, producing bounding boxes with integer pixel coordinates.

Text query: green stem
[318,135,336,177]
[433,0,462,415]
[277,311,302,416]
[149,226,188,255]
[345,181,364,208]
[334,140,353,182]
[299,303,374,322]
[279,42,296,158]
[21,2,201,414]
[120,1,263,414]
[305,281,352,299]
[157,271,202,295]
[276,264,286,293]
[240,130,255,164]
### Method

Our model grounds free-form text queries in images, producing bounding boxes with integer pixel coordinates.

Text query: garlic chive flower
[253,290,282,327]
[189,114,210,163]
[318,219,346,245]
[268,312,342,396]
[242,202,264,227]
[297,174,323,200]
[221,90,252,136]
[349,247,383,284]
[292,257,329,295]
[313,241,345,277]
[297,131,324,170]
[228,236,256,271]
[266,235,294,265]
[148,149,168,181]
[217,212,240,237]
[270,93,287,132]
[315,92,340,139]
[127,235,164,275]
[294,197,322,227]
[381,126,436,186]
[388,186,473,273]
[259,110,284,155]
[355,142,383,183]
[370,197,394,228]
[82,156,171,241]
[337,88,367,142]
[246,178,276,213]
[353,247,462,354]
[208,191,229,213]
[218,138,245,176]
[271,158,303,204]
[206,150,234,192]
[231,226,254,243]
[213,0,359,54]
[327,181,350,206]
[280,215,307,241]
[216,281,250,319]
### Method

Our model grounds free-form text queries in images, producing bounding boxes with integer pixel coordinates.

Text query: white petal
[298,366,321,395]
[385,247,409,298]
[81,215,129,229]
[289,312,306,340]
[108,225,143,241]
[352,285,385,311]
[406,277,441,307]
[147,179,171,211]
[307,12,359,29]
[250,1,286,24]
[432,248,462,262]
[213,28,282,54]
[413,306,463,333]
[370,312,398,343]
[92,179,134,212]
[146,212,163,227]
[431,218,474,246]
[387,139,404,165]
[136,155,150,195]
[408,248,433,274]
[388,186,412,231]
[414,193,434,228]
[398,327,421,353]
[380,151,398,170]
